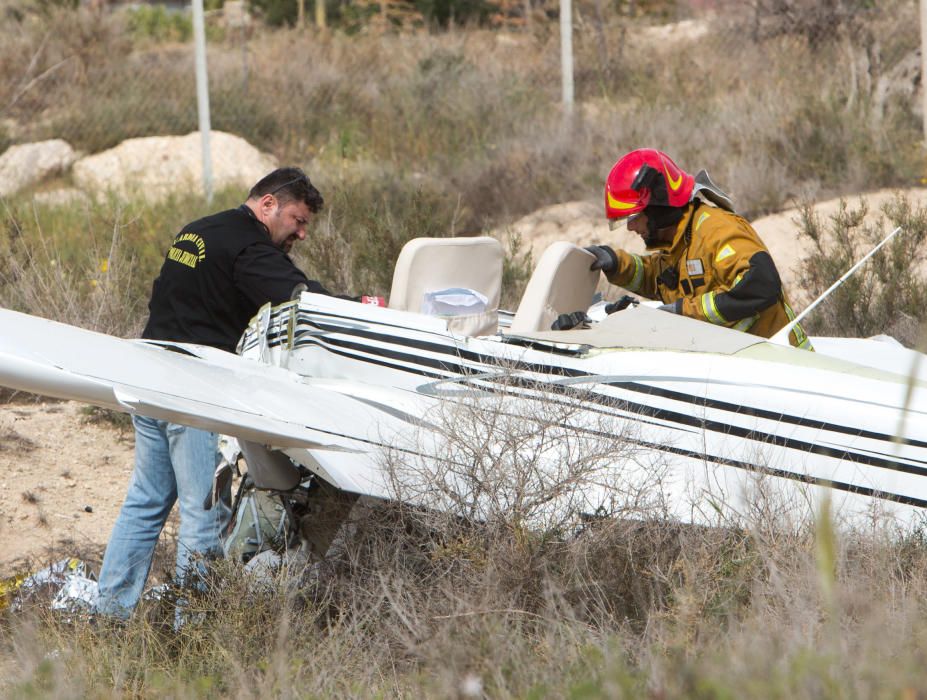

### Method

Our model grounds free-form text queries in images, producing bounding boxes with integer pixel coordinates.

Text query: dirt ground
[0,399,136,577]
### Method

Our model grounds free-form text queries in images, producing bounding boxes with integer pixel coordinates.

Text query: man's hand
[551,311,591,331]
[584,245,619,276]
[657,300,682,314]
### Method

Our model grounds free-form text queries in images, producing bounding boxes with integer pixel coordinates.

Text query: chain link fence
[0,0,922,221]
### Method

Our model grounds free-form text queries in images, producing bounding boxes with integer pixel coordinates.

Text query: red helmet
[604,148,695,223]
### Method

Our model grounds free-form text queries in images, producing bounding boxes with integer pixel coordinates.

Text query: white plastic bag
[421,288,488,317]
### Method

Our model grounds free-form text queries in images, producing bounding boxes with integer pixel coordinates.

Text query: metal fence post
[560,0,574,113]
[921,0,927,147]
[192,0,213,203]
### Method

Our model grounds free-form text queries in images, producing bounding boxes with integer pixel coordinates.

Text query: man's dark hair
[249,167,324,213]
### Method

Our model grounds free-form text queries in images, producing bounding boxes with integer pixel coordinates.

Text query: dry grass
[1,0,923,329]
[5,367,927,696]
[2,1,927,695]
[2,0,923,223]
[4,502,927,697]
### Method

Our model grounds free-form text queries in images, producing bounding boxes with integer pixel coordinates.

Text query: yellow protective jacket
[606,202,812,349]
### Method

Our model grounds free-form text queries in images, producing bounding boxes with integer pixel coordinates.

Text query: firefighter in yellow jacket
[585,148,812,350]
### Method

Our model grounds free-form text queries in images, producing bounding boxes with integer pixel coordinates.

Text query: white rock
[0,139,77,197]
[32,187,91,208]
[72,131,278,202]
[638,18,710,46]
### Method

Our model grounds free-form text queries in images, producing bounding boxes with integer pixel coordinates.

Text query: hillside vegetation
[4,0,927,696]
[2,0,926,328]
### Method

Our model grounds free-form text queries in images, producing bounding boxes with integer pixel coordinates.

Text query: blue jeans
[96,416,231,619]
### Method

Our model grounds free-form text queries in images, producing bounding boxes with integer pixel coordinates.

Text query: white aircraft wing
[0,308,421,494]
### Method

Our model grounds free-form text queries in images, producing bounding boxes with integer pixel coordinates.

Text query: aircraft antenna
[769,225,903,346]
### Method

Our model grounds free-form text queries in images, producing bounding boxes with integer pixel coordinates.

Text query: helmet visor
[608,212,642,231]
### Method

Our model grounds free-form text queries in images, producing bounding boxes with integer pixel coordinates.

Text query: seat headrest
[388,237,503,313]
[509,242,599,334]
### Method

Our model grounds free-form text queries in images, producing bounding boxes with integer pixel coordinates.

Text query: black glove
[551,311,591,331]
[584,245,619,276]
[604,295,637,314]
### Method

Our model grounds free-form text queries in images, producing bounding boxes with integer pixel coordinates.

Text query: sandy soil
[0,400,135,577]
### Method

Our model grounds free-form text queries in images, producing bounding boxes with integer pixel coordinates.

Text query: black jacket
[142,206,330,352]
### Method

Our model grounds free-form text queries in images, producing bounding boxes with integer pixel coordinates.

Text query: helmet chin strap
[642,205,686,249]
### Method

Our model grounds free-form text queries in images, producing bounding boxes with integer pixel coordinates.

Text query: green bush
[247,0,298,26]
[796,194,927,345]
[414,0,495,27]
[126,4,193,43]
[249,0,499,29]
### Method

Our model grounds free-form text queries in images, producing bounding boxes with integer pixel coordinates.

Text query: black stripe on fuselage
[259,308,927,509]
[247,310,925,482]
[613,381,927,451]
[494,374,927,477]
[288,311,588,377]
[286,311,926,455]
[289,322,927,486]
[312,384,927,512]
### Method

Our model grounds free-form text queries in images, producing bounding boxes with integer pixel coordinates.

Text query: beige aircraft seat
[508,242,599,334]
[388,236,503,337]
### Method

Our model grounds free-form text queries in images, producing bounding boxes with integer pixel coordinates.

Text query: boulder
[71,131,278,202]
[32,188,92,208]
[0,139,77,197]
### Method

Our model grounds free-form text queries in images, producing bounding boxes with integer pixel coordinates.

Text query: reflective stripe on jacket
[607,203,813,350]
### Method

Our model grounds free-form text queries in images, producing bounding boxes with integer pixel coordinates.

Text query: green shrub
[414,0,495,27]
[796,194,927,345]
[126,4,193,43]
[249,0,499,28]
[247,0,298,26]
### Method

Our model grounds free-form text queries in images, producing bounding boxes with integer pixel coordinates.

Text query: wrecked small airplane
[1,237,926,558]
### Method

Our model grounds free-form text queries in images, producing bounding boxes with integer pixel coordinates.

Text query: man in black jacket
[97,168,330,619]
